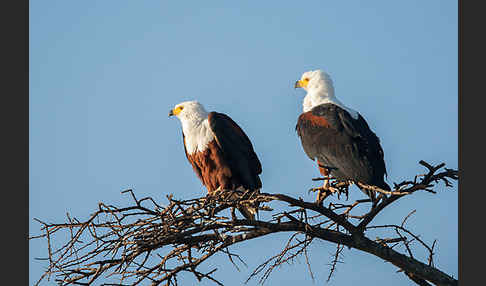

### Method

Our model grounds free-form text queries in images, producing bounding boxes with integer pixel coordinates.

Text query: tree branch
[30,161,458,286]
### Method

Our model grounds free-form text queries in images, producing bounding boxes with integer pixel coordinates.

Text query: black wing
[208,112,262,190]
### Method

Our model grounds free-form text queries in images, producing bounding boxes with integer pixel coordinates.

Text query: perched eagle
[169,100,262,220]
[294,70,390,204]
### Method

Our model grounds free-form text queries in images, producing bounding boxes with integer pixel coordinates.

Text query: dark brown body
[296,103,390,191]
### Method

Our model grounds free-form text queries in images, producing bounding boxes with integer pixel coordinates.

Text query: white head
[294,69,335,97]
[294,69,359,118]
[169,100,214,154]
[168,100,209,122]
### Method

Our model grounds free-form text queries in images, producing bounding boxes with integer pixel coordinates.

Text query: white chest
[182,119,215,154]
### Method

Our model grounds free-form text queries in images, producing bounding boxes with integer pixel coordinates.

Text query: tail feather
[232,188,260,221]
[219,187,260,221]
[378,181,391,191]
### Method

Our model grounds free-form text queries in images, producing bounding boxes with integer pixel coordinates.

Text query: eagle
[169,100,262,220]
[294,70,390,205]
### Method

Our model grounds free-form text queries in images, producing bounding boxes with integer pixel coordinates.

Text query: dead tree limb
[30,161,458,286]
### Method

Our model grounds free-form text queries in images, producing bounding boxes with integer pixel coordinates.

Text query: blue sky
[29,1,457,285]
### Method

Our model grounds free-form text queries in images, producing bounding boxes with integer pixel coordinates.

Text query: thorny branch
[30,161,458,286]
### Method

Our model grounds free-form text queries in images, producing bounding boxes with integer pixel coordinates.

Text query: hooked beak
[294,80,302,89]
[168,109,174,117]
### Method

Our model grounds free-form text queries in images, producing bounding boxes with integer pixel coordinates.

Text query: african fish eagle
[169,100,262,220]
[294,70,390,204]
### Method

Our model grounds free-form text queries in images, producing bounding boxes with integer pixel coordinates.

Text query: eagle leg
[311,162,339,205]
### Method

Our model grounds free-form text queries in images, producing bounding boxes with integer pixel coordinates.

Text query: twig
[29,161,458,286]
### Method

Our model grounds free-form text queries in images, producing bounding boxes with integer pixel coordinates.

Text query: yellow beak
[295,79,308,89]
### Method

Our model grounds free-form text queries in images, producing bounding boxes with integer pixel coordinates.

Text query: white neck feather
[303,86,359,120]
[179,111,215,154]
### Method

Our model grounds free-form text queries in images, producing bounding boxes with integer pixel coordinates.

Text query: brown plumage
[170,101,262,220]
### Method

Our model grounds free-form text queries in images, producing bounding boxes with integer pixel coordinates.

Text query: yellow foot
[309,185,339,206]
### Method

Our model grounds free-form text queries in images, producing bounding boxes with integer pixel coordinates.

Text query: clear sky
[29,1,457,285]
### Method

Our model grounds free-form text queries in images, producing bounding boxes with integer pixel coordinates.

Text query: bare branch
[30,161,458,286]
